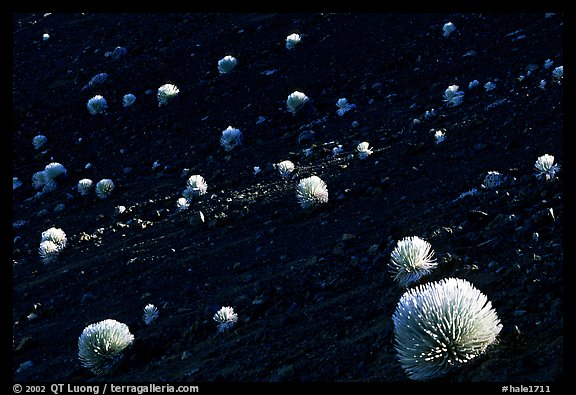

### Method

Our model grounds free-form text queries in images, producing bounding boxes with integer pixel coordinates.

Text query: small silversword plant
[286,33,302,50]
[356,142,373,159]
[87,95,108,115]
[157,84,179,107]
[213,306,238,332]
[33,135,47,150]
[77,179,93,195]
[218,55,238,74]
[220,126,243,151]
[296,175,329,209]
[78,319,134,376]
[393,277,502,380]
[434,130,446,144]
[336,98,356,116]
[122,94,136,107]
[276,160,295,178]
[442,22,456,37]
[38,240,60,264]
[176,197,190,211]
[143,304,159,325]
[13,177,22,190]
[286,91,310,115]
[95,179,115,199]
[534,154,560,181]
[388,236,436,287]
[443,85,464,107]
[183,175,208,199]
[44,162,67,179]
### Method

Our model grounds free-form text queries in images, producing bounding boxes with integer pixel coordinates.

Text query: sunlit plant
[213,306,238,332]
[157,84,179,107]
[286,91,310,115]
[534,154,560,181]
[78,319,134,376]
[285,33,301,50]
[442,22,456,37]
[393,277,502,380]
[218,55,238,74]
[44,162,67,179]
[434,130,446,144]
[183,175,208,199]
[220,126,243,151]
[176,197,190,211]
[276,160,295,178]
[95,179,115,199]
[356,142,373,159]
[77,179,93,195]
[443,85,464,107]
[38,240,60,264]
[296,175,329,209]
[41,227,67,251]
[87,95,108,115]
[388,236,436,287]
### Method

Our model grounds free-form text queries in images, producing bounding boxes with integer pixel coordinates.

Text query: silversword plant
[218,55,238,74]
[434,130,446,144]
[552,66,563,83]
[32,171,56,194]
[443,85,464,107]
[122,94,136,107]
[388,236,436,287]
[13,177,22,190]
[482,171,504,189]
[87,95,108,115]
[77,179,94,195]
[336,98,356,116]
[296,175,329,209]
[39,227,67,264]
[44,162,67,179]
[143,304,159,325]
[544,59,554,70]
[183,175,208,199]
[356,142,373,159]
[286,91,310,115]
[276,160,295,178]
[41,227,67,251]
[78,319,134,376]
[534,154,560,181]
[220,126,243,151]
[213,306,238,332]
[484,81,496,91]
[393,277,502,380]
[82,73,108,90]
[33,135,47,150]
[442,22,456,37]
[285,33,301,50]
[157,84,179,107]
[176,197,190,211]
[95,179,115,199]
[38,240,60,264]
[468,80,480,90]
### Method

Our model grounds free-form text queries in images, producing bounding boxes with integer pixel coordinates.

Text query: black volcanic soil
[12,13,564,383]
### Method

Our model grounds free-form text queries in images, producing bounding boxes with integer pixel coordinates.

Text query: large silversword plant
[393,277,502,380]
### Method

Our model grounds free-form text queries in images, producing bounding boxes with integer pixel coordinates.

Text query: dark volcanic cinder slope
[12,13,563,383]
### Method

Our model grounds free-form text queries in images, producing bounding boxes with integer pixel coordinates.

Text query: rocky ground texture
[12,13,563,383]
